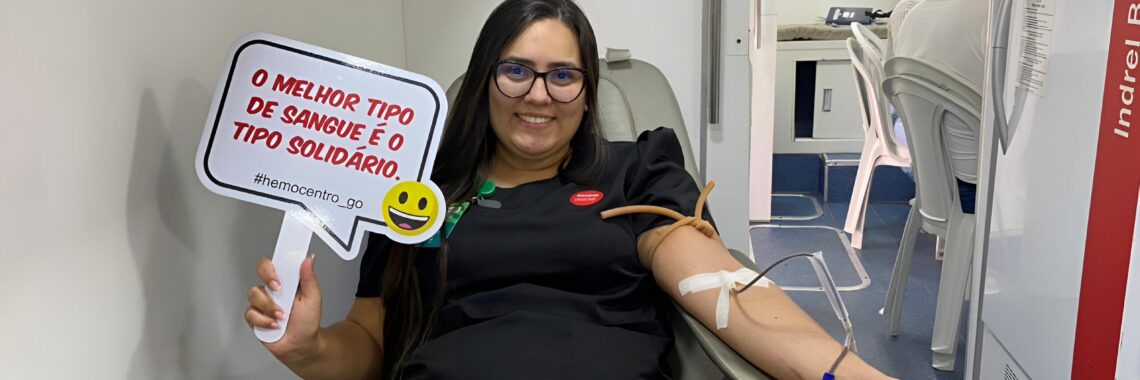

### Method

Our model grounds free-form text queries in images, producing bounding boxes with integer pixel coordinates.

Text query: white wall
[750,0,778,222]
[401,0,704,159]
[775,0,898,25]
[577,0,703,159]
[0,1,405,378]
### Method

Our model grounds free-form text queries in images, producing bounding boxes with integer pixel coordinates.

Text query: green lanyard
[418,180,495,248]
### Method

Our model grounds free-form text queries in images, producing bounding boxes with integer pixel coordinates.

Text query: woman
[245,0,893,378]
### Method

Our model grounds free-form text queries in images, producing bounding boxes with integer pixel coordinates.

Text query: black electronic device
[825,7,875,26]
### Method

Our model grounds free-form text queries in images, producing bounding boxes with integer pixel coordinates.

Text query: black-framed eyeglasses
[492,61,587,103]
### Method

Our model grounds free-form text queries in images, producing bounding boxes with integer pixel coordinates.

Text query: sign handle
[254,213,313,343]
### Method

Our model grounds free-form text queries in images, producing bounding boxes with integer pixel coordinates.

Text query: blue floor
[757,194,965,380]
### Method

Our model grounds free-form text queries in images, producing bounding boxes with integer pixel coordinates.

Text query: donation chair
[842,33,911,250]
[880,57,981,371]
[446,57,771,379]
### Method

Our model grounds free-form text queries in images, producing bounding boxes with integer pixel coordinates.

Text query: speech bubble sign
[196,33,448,260]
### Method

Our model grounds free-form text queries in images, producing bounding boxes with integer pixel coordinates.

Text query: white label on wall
[1017,0,1056,96]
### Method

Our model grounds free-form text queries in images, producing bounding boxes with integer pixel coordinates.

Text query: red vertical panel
[1073,1,1140,378]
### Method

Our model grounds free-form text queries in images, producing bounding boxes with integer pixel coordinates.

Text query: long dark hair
[380,0,606,377]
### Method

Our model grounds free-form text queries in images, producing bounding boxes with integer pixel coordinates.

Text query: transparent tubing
[805,251,857,374]
[737,250,856,375]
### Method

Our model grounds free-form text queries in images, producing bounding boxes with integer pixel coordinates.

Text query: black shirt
[356,128,714,379]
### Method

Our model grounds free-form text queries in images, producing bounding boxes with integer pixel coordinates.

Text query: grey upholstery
[445,59,769,379]
[593,60,700,178]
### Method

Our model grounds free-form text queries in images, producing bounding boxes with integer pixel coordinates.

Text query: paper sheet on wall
[1017,0,1056,96]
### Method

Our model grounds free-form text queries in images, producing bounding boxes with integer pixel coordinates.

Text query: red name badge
[570,190,604,207]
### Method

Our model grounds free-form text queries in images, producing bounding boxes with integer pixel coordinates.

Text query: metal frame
[769,193,824,221]
[748,224,871,292]
[822,153,861,203]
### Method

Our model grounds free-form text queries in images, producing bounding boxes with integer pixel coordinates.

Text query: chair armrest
[727,248,760,272]
[673,303,772,380]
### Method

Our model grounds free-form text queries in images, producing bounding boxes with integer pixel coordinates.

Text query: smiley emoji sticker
[382,181,442,238]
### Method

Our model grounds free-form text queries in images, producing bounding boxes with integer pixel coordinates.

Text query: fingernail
[270,280,281,291]
[270,322,279,329]
[275,310,284,320]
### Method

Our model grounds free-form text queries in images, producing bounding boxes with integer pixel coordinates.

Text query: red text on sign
[366,124,406,152]
[366,98,415,125]
[280,105,367,141]
[285,136,399,178]
[232,121,283,149]
[251,69,269,87]
[246,96,279,119]
[272,74,361,112]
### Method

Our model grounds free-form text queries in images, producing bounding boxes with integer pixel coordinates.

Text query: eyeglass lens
[494,62,585,103]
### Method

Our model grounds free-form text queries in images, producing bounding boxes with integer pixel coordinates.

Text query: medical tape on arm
[678,268,771,329]
[601,181,773,329]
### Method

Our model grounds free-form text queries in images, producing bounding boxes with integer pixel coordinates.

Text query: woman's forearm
[284,320,384,380]
[719,281,889,379]
[647,226,893,380]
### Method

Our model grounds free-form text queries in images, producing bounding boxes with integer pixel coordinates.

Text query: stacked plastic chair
[880,56,981,370]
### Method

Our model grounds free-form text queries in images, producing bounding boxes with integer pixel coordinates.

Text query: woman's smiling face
[487,18,587,163]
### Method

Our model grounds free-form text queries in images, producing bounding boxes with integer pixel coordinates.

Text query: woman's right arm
[287,298,386,379]
[246,256,386,379]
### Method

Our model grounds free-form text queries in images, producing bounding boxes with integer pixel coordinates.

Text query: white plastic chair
[879,57,981,371]
[851,22,887,58]
[842,30,911,250]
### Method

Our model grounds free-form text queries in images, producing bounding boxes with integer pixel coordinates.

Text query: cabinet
[772,39,866,154]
